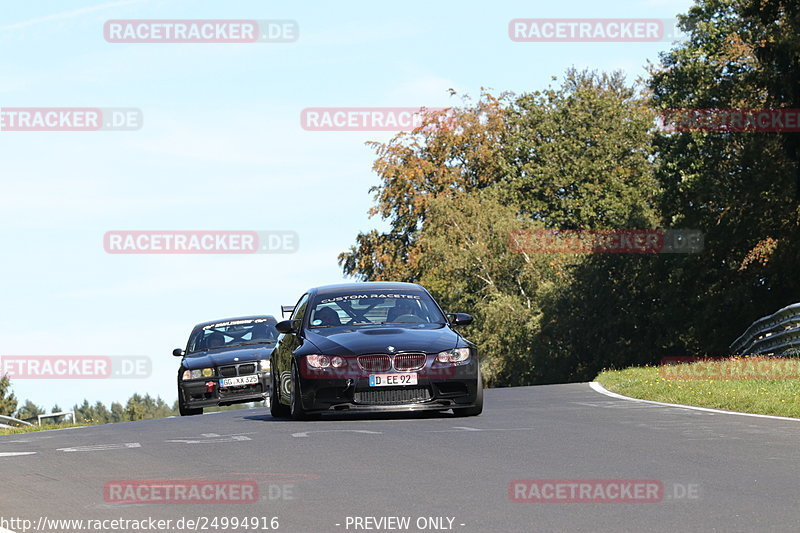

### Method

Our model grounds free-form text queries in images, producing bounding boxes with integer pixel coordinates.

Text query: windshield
[308,291,446,328]
[186,318,278,354]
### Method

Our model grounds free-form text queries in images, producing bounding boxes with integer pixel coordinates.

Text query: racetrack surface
[2,384,800,533]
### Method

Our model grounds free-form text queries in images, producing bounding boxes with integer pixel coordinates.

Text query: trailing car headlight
[183,368,214,380]
[260,359,271,371]
[306,355,331,368]
[331,356,346,368]
[436,347,471,364]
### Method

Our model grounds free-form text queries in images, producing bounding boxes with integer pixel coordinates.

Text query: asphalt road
[2,384,800,533]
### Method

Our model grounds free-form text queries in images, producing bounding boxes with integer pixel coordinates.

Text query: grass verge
[595,357,800,418]
[0,423,86,435]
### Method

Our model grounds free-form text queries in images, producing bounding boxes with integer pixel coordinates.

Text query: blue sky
[0,0,694,410]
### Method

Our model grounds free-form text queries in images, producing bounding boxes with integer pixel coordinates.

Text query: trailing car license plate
[369,373,418,387]
[219,375,258,388]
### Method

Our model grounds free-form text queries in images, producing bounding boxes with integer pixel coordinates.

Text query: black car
[174,316,278,416]
[269,282,483,419]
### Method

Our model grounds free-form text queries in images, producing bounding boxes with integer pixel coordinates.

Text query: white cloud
[0,0,147,33]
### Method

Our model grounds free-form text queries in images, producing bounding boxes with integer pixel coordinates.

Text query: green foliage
[341,1,800,386]
[0,376,18,417]
[15,400,44,422]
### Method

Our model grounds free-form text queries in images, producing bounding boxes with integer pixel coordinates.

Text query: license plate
[220,375,259,388]
[369,373,418,387]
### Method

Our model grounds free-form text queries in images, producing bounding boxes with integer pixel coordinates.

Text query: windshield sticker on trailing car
[320,293,421,304]
[203,318,271,329]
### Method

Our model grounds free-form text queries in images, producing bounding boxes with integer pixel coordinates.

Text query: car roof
[192,315,277,329]
[310,281,426,296]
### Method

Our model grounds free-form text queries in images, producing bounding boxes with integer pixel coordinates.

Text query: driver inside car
[314,306,342,327]
[206,332,226,350]
[386,299,421,322]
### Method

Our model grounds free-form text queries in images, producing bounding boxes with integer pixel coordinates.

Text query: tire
[179,400,203,417]
[289,362,310,420]
[453,366,483,417]
[269,371,291,418]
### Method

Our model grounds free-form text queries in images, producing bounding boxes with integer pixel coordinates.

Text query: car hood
[304,326,460,355]
[182,346,273,369]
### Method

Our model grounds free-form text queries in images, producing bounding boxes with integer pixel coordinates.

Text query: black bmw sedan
[269,282,483,419]
[174,316,278,416]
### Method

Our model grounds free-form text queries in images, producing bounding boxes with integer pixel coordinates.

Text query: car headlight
[260,359,271,371]
[183,368,214,380]
[436,347,471,364]
[306,355,331,368]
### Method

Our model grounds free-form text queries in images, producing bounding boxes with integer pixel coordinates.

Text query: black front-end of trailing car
[269,282,483,419]
[174,316,278,416]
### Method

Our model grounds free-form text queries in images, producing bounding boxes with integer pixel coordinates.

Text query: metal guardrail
[38,410,75,426]
[0,414,33,427]
[730,302,800,355]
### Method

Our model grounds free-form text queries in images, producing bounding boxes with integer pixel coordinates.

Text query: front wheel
[270,371,290,418]
[289,363,311,420]
[178,400,203,416]
[453,367,483,417]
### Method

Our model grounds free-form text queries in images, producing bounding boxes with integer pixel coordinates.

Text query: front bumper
[296,360,479,414]
[180,371,270,408]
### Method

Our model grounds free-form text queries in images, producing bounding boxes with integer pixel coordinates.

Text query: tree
[16,400,44,422]
[341,71,661,386]
[647,0,800,355]
[0,376,18,417]
[339,91,511,282]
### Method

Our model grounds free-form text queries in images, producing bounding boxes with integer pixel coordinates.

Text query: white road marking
[57,442,141,452]
[590,381,800,422]
[427,427,535,433]
[166,435,251,444]
[291,430,382,438]
[0,452,37,457]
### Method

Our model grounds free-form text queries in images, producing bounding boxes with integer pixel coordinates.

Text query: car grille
[354,387,431,405]
[218,363,257,377]
[358,355,391,372]
[393,353,426,371]
[219,366,237,377]
[238,363,256,375]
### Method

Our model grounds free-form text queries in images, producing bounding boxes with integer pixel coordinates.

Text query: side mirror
[275,319,297,334]
[172,348,184,357]
[447,313,473,326]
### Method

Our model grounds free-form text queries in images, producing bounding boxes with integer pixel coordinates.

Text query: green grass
[595,357,800,418]
[0,423,87,435]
